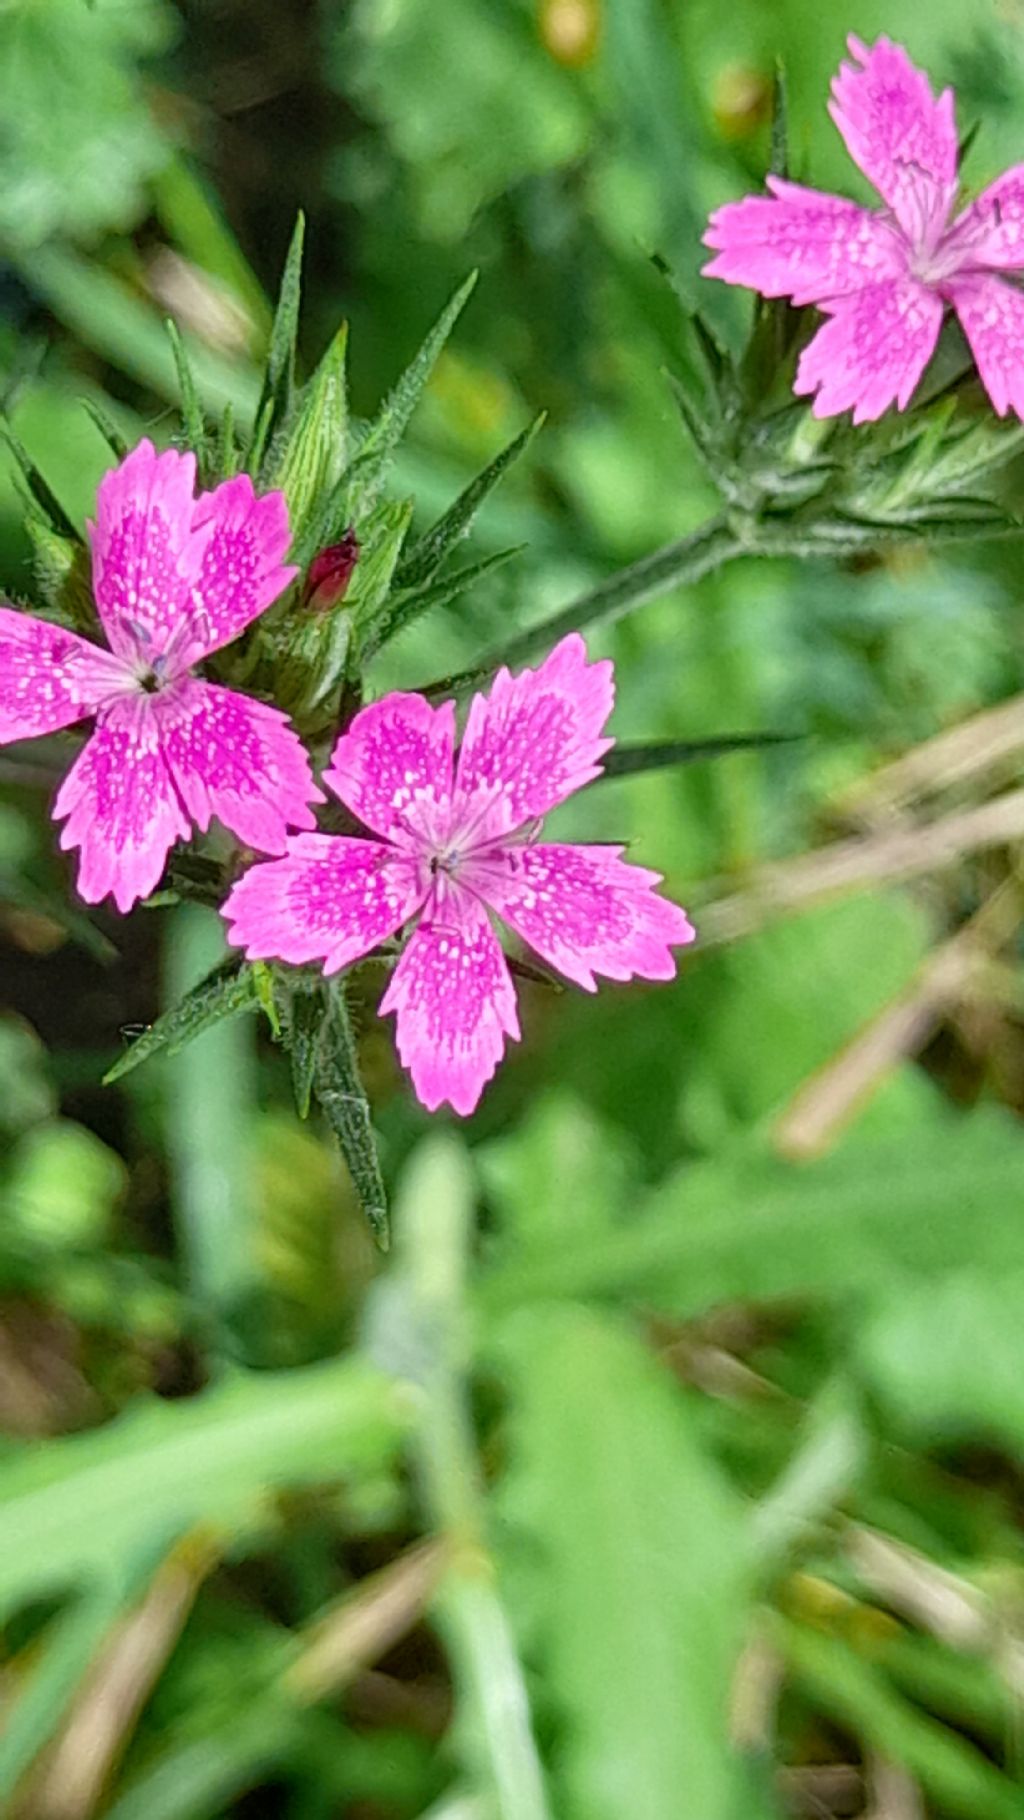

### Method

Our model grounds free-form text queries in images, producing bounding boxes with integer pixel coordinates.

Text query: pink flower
[222,634,695,1115]
[0,440,323,912]
[703,36,1024,423]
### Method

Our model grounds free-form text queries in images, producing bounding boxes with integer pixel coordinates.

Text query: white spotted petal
[224,635,693,1117]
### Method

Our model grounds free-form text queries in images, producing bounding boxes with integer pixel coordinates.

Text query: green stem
[428,496,1024,698]
[396,1139,552,1820]
[435,512,740,690]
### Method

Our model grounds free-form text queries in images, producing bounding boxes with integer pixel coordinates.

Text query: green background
[1,1,1024,1815]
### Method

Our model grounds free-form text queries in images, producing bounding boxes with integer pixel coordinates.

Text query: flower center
[133,653,171,696]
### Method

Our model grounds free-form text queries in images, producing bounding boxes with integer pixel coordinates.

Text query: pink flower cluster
[704,36,1024,422]
[0,444,692,1113]
[5,36,1004,1110]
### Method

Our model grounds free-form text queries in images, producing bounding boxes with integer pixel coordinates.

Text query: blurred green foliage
[2,0,1024,1816]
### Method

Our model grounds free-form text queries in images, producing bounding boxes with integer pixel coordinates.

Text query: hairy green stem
[439,512,739,689]
[429,496,1024,699]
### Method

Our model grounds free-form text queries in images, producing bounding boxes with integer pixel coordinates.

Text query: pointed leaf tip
[104,960,259,1083]
[394,410,545,594]
[249,211,306,466]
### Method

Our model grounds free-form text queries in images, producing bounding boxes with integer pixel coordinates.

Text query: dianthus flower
[223,634,695,1114]
[0,440,321,910]
[703,36,1024,422]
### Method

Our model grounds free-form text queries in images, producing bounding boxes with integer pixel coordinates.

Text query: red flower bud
[303,531,359,610]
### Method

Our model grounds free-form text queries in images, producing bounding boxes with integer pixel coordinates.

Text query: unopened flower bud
[303,531,359,610]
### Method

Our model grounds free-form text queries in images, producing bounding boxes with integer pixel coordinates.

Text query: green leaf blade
[395,411,544,592]
[601,731,800,778]
[347,271,478,520]
[249,211,305,466]
[166,317,207,466]
[313,981,389,1249]
[104,958,260,1084]
[496,1305,752,1820]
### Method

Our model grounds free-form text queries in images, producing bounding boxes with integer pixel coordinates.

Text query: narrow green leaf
[104,957,259,1084]
[364,544,521,667]
[753,1380,866,1563]
[769,60,789,178]
[0,1589,126,1803]
[249,211,305,462]
[601,732,799,778]
[687,305,732,394]
[395,413,545,591]
[496,1305,751,1820]
[166,317,207,462]
[348,271,479,519]
[0,1359,407,1619]
[664,369,726,492]
[507,952,565,992]
[103,1699,302,1820]
[314,981,389,1248]
[0,415,80,540]
[217,400,238,478]
[281,976,324,1119]
[80,395,129,461]
[959,117,982,168]
[251,960,280,1036]
[264,321,349,536]
[245,395,275,477]
[429,514,739,690]
[774,1616,1024,1820]
[346,498,414,644]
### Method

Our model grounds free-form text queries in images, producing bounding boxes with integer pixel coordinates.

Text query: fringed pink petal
[52,697,190,913]
[0,607,126,741]
[793,279,943,422]
[157,678,323,856]
[943,167,1024,275]
[451,632,614,844]
[469,843,694,992]
[88,440,209,666]
[186,475,298,664]
[828,36,958,247]
[947,273,1024,419]
[323,693,456,848]
[379,887,519,1116]
[703,179,904,306]
[222,834,425,974]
